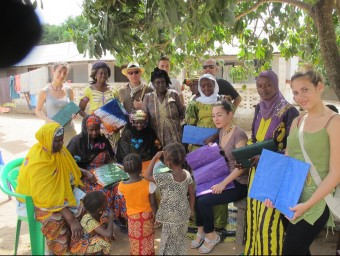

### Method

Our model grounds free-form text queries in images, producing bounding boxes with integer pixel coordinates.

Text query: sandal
[199,234,221,254]
[190,232,205,249]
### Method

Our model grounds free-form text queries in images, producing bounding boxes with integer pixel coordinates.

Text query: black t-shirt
[216,78,239,100]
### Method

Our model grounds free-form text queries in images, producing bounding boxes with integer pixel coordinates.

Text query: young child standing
[70,191,115,255]
[145,142,195,255]
[118,153,158,255]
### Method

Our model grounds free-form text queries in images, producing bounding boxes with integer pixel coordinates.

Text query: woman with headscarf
[16,123,84,255]
[115,109,162,164]
[185,74,230,239]
[67,114,128,233]
[244,70,299,255]
[78,61,121,151]
[184,75,200,102]
[142,67,185,147]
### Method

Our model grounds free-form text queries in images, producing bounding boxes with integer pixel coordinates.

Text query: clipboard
[231,139,278,168]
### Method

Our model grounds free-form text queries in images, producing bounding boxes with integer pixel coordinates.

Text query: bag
[298,114,340,221]
[231,139,278,168]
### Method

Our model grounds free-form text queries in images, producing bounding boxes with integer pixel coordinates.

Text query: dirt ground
[0,113,338,255]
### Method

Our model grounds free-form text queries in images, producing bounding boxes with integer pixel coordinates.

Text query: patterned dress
[81,85,120,150]
[245,104,299,255]
[143,90,185,147]
[70,213,112,255]
[154,170,192,255]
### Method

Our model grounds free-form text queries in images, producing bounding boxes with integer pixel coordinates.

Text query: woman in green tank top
[264,64,340,254]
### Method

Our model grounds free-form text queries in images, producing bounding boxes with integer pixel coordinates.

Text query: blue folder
[182,125,218,145]
[52,101,80,127]
[248,149,310,219]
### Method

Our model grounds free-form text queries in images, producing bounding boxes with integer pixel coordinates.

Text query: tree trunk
[311,0,340,100]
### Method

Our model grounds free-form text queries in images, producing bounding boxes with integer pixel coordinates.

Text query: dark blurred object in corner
[0,0,42,68]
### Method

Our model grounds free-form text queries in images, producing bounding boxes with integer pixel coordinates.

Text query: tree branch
[235,0,312,21]
[335,0,340,21]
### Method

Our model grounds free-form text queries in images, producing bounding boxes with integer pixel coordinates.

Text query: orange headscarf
[16,123,83,215]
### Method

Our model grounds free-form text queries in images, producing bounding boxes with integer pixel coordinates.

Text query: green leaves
[64,0,339,90]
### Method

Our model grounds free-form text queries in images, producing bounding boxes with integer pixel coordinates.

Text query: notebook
[92,163,129,187]
[231,139,278,168]
[51,101,80,127]
[248,149,310,218]
[182,125,218,145]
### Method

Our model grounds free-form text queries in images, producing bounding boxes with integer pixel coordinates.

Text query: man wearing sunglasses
[119,62,154,113]
[202,59,242,109]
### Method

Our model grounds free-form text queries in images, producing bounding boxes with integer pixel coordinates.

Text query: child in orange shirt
[118,153,157,255]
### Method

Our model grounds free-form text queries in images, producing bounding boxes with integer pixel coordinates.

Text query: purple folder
[186,143,234,196]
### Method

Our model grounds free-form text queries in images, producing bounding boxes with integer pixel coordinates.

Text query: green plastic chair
[0,157,45,255]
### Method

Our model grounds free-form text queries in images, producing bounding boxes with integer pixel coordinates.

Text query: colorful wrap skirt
[128,211,155,255]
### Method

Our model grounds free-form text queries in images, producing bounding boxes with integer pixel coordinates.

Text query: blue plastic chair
[0,157,45,255]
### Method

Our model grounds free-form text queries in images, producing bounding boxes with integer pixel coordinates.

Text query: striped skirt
[244,167,285,255]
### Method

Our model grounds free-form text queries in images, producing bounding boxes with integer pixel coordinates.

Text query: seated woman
[115,109,162,166]
[16,123,84,255]
[185,74,228,233]
[191,100,248,254]
[67,114,127,232]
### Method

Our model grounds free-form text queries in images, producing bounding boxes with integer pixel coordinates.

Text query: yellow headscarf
[16,123,83,213]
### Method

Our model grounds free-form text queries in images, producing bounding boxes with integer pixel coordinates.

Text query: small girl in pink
[118,153,157,255]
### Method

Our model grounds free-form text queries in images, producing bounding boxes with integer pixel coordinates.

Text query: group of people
[14,56,340,256]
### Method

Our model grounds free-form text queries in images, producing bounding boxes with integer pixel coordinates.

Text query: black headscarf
[66,115,114,168]
[150,67,171,88]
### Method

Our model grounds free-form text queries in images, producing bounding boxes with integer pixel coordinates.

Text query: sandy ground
[0,113,338,255]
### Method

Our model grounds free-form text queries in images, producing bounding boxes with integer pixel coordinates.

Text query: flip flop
[199,234,221,254]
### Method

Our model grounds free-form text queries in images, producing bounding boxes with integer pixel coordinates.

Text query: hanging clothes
[28,67,48,94]
[15,75,21,93]
[20,72,29,92]
[0,77,11,105]
[9,76,20,99]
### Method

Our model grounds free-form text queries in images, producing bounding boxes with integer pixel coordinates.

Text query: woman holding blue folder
[264,65,340,255]
[35,62,77,145]
[244,70,299,255]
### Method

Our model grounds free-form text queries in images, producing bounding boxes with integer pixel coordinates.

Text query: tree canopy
[40,0,340,99]
[39,16,90,45]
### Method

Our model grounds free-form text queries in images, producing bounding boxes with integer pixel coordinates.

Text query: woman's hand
[108,209,115,220]
[84,170,96,183]
[288,202,309,220]
[263,198,275,208]
[69,218,83,241]
[234,163,244,170]
[211,182,226,194]
[250,155,260,167]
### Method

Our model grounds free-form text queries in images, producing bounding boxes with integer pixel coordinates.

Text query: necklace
[221,124,234,136]
[51,84,63,91]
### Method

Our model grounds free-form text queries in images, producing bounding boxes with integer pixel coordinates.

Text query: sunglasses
[203,65,215,69]
[128,70,140,75]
